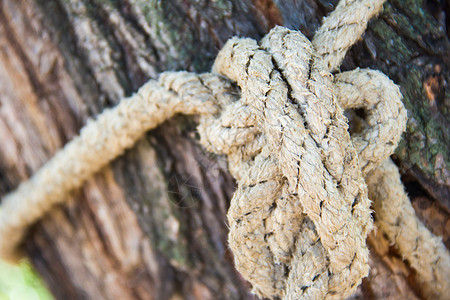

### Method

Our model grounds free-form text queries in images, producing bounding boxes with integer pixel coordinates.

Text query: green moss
[137,188,190,269]
[0,259,53,300]
[116,140,192,270]
[395,67,449,184]
[370,19,412,65]
[363,1,450,192]
[133,0,234,72]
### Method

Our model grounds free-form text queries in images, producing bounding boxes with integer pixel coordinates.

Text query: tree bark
[0,0,448,299]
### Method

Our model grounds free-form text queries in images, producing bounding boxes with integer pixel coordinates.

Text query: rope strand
[0,72,235,261]
[0,0,448,299]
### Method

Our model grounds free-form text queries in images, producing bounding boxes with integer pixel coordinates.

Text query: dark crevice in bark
[118,0,162,65]
[0,4,71,146]
[83,0,136,98]
[34,0,109,115]
[0,6,45,101]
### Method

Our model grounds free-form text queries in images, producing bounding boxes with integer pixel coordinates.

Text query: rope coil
[201,25,407,299]
[0,0,448,299]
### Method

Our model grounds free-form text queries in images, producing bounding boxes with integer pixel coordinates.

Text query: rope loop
[1,0,448,299]
[198,25,405,299]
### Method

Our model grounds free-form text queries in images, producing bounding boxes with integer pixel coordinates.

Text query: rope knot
[197,26,406,299]
[3,0,448,298]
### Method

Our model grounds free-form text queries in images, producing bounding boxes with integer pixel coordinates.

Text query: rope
[209,29,376,299]
[366,159,450,299]
[0,0,448,299]
[313,0,386,72]
[0,72,232,261]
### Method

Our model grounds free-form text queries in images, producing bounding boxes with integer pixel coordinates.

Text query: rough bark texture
[0,0,448,299]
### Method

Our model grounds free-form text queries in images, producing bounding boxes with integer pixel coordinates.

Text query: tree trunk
[0,0,448,299]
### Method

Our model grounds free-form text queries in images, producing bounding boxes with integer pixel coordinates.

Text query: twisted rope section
[313,0,386,71]
[0,0,448,299]
[366,159,450,298]
[201,25,408,299]
[333,69,408,175]
[211,29,375,299]
[0,72,236,261]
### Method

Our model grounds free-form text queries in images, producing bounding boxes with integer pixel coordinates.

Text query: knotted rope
[0,0,448,299]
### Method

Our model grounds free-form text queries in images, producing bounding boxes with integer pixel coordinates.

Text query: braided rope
[0,0,448,298]
[366,159,450,298]
[312,0,386,71]
[209,29,375,299]
[0,72,233,261]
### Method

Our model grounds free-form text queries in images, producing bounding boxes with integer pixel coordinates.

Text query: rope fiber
[0,0,448,299]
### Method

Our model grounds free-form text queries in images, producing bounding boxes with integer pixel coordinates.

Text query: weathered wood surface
[0,0,448,299]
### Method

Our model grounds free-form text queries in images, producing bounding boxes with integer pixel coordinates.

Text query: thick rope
[312,0,386,72]
[333,68,408,175]
[0,72,235,261]
[0,0,448,299]
[366,159,450,298]
[209,29,375,299]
